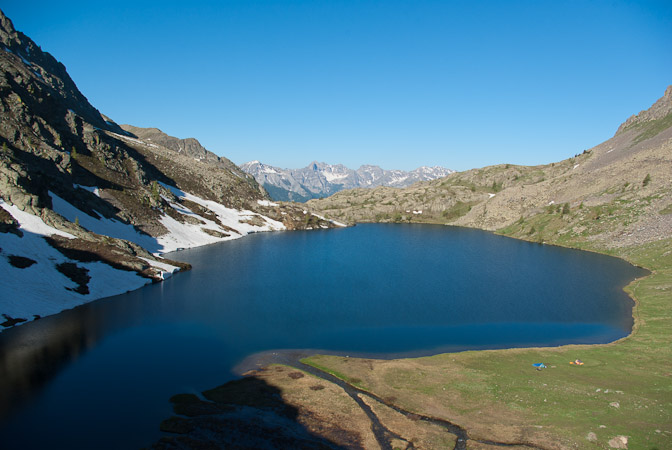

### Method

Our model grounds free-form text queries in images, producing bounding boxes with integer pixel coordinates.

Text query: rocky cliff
[0,9,337,328]
[241,160,454,202]
[616,85,672,134]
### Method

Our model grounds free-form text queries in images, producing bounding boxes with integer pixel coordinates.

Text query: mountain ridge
[241,160,454,202]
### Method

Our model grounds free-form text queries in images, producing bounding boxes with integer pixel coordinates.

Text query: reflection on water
[0,279,165,420]
[0,224,648,449]
[0,313,93,420]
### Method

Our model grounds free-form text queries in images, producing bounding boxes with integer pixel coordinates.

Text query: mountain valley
[1,6,671,450]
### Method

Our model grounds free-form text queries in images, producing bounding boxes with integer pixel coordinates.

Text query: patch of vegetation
[374,212,390,222]
[169,393,202,405]
[55,262,90,295]
[300,359,365,388]
[7,254,37,268]
[642,173,651,187]
[151,180,160,204]
[441,201,476,221]
[633,111,672,144]
[159,416,194,434]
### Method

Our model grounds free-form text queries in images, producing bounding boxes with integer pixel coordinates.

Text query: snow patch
[1,184,296,329]
[155,183,285,253]
[0,203,152,323]
[74,184,101,197]
[257,199,279,207]
[138,256,179,280]
[323,172,348,183]
[49,192,158,250]
[309,212,347,227]
[0,199,75,239]
[109,132,158,148]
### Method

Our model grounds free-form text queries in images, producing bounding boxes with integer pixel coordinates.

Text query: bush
[643,174,651,187]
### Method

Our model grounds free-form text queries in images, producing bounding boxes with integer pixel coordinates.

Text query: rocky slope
[241,160,454,202]
[0,9,337,329]
[308,86,672,254]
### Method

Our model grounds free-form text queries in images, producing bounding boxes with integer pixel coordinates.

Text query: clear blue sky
[3,1,671,171]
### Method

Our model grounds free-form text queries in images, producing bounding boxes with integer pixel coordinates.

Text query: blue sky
[3,1,671,171]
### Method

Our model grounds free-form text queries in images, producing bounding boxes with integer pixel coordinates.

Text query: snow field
[1,184,291,327]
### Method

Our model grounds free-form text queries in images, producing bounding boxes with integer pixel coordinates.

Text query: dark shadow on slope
[153,377,353,450]
[4,142,125,222]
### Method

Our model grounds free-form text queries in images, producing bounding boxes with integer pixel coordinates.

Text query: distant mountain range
[240,161,455,202]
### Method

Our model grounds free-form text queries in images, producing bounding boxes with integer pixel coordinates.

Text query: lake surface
[0,224,647,449]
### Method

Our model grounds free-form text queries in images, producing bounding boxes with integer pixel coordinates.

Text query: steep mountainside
[309,86,672,254]
[0,9,337,328]
[120,124,241,170]
[241,160,454,202]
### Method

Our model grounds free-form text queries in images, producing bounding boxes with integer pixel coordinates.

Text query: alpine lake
[0,224,647,449]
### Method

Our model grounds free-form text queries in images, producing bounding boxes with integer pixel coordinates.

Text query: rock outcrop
[616,85,672,134]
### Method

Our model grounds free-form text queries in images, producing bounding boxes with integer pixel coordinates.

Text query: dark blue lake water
[0,224,647,449]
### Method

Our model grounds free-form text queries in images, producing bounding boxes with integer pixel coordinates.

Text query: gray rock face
[241,160,454,202]
[616,85,672,134]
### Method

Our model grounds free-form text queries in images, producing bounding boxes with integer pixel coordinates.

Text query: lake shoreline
[152,224,662,449]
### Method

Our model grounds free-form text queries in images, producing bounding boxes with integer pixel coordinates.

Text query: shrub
[151,181,160,204]
[643,173,651,187]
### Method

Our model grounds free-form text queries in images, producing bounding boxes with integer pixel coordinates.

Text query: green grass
[632,111,672,144]
[299,359,366,388]
[441,201,476,221]
[303,234,672,449]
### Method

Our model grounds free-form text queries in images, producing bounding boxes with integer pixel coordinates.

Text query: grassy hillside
[308,124,671,255]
